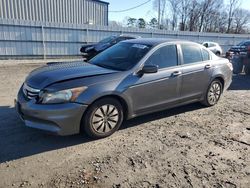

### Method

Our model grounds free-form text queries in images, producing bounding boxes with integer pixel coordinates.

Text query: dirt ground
[0,60,249,188]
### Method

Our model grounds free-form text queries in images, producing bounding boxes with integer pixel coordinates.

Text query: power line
[109,0,152,13]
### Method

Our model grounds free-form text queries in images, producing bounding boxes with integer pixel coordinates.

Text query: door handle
[205,64,212,69]
[172,71,182,76]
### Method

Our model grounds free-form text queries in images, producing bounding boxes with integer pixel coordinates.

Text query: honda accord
[15,39,233,138]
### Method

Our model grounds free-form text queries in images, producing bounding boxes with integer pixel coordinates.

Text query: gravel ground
[0,60,249,188]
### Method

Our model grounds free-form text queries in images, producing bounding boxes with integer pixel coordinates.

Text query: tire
[244,65,250,75]
[202,79,223,107]
[81,97,124,139]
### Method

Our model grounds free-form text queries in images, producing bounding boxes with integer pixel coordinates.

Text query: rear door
[179,44,212,102]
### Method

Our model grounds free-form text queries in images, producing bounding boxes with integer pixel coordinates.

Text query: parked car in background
[226,40,250,58]
[202,42,223,56]
[16,39,233,139]
[226,40,250,75]
[80,35,139,60]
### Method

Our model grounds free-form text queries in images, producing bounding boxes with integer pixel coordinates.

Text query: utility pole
[158,0,160,29]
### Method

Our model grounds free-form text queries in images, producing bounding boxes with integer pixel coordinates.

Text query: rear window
[209,43,216,47]
[181,44,203,64]
[99,36,116,43]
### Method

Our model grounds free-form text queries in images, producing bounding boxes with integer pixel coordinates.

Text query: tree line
[120,0,250,34]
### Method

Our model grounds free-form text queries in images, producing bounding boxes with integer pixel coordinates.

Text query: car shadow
[0,103,204,163]
[228,74,250,90]
[121,102,204,129]
[0,105,91,163]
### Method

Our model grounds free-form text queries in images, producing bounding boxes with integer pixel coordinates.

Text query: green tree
[149,18,158,28]
[138,18,146,28]
[127,17,137,27]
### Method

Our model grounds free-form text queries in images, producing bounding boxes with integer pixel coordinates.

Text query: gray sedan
[16,39,233,138]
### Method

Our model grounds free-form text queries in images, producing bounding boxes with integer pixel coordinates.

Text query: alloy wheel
[207,82,221,105]
[91,105,119,134]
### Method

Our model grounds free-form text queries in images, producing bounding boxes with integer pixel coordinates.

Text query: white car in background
[202,42,223,56]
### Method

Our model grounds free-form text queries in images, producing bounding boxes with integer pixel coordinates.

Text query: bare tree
[199,0,224,32]
[148,0,249,33]
[109,21,123,28]
[204,9,227,33]
[188,0,201,31]
[167,0,181,30]
[198,0,219,32]
[178,0,191,31]
[153,0,167,29]
[227,0,241,33]
[234,8,250,33]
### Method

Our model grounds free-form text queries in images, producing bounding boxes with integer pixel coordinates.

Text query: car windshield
[89,42,152,71]
[237,41,250,46]
[99,36,116,44]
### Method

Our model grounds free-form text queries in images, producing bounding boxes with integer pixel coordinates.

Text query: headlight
[39,86,87,104]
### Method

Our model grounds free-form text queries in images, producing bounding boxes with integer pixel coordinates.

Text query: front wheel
[81,98,124,139]
[202,80,223,107]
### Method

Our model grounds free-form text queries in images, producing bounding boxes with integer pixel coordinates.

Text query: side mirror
[139,64,158,74]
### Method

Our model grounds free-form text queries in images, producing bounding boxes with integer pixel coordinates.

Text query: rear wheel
[82,98,124,139]
[202,80,223,107]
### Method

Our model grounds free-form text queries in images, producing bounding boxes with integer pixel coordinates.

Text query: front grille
[22,83,40,100]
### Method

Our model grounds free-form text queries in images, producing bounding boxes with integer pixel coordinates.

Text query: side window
[181,44,203,64]
[209,43,216,47]
[145,45,178,69]
[202,49,210,61]
[203,43,208,48]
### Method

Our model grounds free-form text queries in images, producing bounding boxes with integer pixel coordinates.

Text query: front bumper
[15,89,88,136]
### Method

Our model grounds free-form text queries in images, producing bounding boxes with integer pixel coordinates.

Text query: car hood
[25,61,119,89]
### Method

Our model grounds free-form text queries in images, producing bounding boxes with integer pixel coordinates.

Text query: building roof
[92,0,109,5]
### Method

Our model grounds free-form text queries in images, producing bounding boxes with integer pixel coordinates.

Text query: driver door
[125,44,182,115]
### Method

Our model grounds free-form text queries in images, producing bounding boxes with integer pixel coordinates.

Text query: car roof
[110,34,139,39]
[123,38,193,46]
[203,41,219,45]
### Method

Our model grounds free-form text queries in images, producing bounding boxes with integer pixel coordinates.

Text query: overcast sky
[107,0,250,22]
